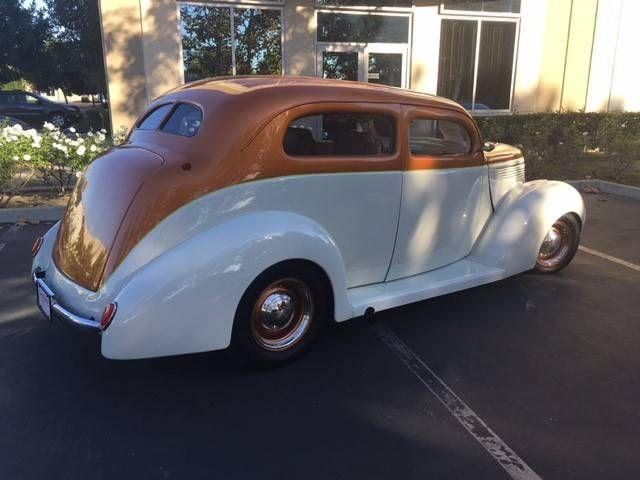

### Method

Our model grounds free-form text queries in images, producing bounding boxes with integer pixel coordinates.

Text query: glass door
[318,45,408,87]
[366,45,407,88]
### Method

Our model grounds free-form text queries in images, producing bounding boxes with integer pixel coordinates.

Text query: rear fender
[470,180,585,275]
[101,211,350,359]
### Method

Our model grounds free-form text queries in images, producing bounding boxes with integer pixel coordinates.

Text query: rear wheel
[533,214,580,273]
[232,263,329,366]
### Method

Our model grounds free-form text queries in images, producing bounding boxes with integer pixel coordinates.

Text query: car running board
[347,259,507,319]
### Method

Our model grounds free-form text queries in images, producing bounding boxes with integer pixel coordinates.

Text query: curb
[568,179,640,200]
[0,206,64,224]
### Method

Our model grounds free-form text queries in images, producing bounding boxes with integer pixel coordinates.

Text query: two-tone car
[32,76,584,365]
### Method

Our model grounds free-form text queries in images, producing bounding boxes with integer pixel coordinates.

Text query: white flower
[43,122,55,131]
[582,132,588,136]
[23,154,31,161]
[90,145,97,152]
[100,128,107,134]
[69,127,76,133]
[76,145,86,156]
[12,155,19,161]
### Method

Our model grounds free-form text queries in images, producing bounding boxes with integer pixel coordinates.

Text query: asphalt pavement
[0,193,638,480]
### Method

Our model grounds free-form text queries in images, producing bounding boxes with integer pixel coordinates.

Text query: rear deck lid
[53,147,163,291]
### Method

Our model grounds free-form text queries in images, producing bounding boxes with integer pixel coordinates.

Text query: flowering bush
[0,122,124,206]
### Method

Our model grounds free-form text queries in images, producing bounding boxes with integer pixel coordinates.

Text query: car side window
[137,104,173,131]
[410,118,471,156]
[161,104,203,137]
[284,113,395,156]
[25,94,40,105]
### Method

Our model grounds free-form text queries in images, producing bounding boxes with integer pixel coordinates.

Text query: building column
[283,0,316,77]
[98,0,149,132]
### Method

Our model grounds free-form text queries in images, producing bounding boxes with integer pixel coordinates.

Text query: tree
[0,0,50,85]
[43,0,107,98]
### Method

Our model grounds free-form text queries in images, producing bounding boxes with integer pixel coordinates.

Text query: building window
[179,4,282,82]
[441,0,520,14]
[437,18,517,110]
[284,113,395,156]
[317,12,410,43]
[316,1,412,8]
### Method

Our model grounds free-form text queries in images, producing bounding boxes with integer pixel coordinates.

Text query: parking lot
[1,192,639,480]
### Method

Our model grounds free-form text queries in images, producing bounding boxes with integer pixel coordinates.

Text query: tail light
[31,236,44,257]
[100,302,118,331]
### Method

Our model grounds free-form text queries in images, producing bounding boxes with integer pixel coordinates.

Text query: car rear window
[284,113,395,156]
[409,118,471,156]
[137,104,173,130]
[161,104,202,137]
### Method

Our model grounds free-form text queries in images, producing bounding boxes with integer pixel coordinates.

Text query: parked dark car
[0,91,82,129]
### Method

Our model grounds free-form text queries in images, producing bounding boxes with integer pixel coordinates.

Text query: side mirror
[482,141,496,152]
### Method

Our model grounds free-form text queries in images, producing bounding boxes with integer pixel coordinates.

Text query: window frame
[436,14,520,114]
[439,1,521,18]
[314,1,412,13]
[176,1,285,82]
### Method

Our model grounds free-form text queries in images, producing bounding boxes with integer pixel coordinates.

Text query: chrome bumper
[33,273,101,332]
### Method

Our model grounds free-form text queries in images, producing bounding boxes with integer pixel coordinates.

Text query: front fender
[101,211,350,360]
[470,180,585,275]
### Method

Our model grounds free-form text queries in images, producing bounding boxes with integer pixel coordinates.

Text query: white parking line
[371,321,542,480]
[579,246,640,273]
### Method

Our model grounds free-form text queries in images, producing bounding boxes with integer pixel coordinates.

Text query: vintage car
[31,76,585,365]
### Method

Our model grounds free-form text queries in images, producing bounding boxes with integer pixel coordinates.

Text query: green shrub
[477,112,640,184]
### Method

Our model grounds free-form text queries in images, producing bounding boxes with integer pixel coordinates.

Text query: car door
[386,105,493,281]
[271,103,404,288]
[22,93,47,126]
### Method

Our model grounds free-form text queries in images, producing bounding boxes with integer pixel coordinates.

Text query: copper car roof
[160,75,466,113]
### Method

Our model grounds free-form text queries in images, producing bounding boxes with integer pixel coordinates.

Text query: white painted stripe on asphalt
[579,246,640,272]
[371,321,542,480]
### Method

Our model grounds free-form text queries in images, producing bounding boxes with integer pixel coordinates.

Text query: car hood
[53,146,164,291]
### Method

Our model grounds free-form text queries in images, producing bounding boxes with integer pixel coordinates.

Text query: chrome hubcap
[539,227,562,258]
[260,293,295,330]
[537,221,571,268]
[251,279,313,352]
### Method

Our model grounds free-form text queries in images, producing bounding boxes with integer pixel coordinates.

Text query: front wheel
[49,112,67,129]
[533,214,581,273]
[232,263,329,366]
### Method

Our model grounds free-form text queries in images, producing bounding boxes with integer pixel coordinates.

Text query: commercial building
[97,0,640,131]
